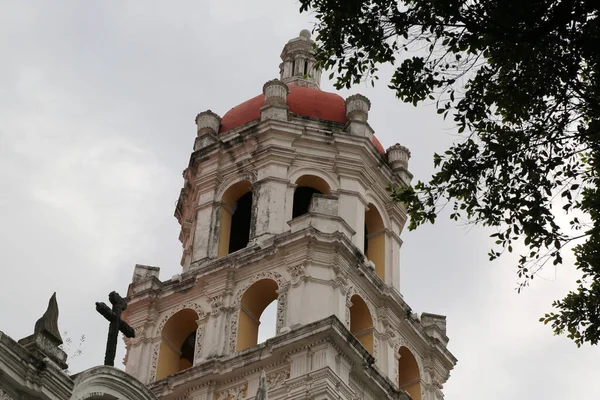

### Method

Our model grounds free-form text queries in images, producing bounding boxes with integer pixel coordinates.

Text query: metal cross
[95,291,135,366]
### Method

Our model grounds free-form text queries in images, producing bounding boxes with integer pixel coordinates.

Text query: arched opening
[218,180,253,257]
[398,346,421,400]
[292,175,330,218]
[349,295,374,355]
[365,204,386,280]
[236,279,279,352]
[257,300,278,343]
[156,309,198,380]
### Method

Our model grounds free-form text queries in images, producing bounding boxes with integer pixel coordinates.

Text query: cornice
[149,316,406,400]
[0,332,74,399]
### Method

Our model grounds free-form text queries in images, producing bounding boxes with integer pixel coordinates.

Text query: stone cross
[95,291,135,366]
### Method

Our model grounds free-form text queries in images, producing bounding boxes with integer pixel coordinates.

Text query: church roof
[219,85,386,155]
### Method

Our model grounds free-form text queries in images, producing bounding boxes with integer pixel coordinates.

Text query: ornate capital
[210,295,224,316]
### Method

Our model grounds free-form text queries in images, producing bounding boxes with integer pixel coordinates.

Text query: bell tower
[279,29,322,89]
[122,31,456,400]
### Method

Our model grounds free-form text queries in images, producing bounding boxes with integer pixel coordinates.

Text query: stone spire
[18,292,68,369]
[279,29,322,90]
[255,370,268,400]
[34,292,64,345]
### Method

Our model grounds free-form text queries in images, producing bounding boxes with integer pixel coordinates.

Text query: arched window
[236,279,279,351]
[398,346,421,400]
[156,309,199,380]
[349,294,374,355]
[257,300,277,343]
[292,175,330,218]
[364,204,385,280]
[218,181,253,257]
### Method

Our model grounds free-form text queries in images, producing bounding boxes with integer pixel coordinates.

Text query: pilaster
[191,203,217,264]
[338,189,367,250]
[252,177,289,241]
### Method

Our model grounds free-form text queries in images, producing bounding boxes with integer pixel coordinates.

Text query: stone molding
[148,343,160,384]
[154,302,206,337]
[215,382,247,400]
[194,324,206,364]
[0,389,14,400]
[72,366,158,400]
[215,173,257,202]
[287,263,307,286]
[287,165,340,192]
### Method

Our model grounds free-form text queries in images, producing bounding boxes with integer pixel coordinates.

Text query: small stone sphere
[299,29,311,40]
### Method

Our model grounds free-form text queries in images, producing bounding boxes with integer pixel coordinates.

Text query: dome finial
[299,29,311,40]
[279,30,321,90]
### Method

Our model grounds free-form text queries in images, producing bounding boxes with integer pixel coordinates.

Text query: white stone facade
[122,31,456,400]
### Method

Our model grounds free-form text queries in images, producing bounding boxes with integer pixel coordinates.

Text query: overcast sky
[1,1,598,399]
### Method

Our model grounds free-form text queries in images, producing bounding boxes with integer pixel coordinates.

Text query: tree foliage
[299,0,600,345]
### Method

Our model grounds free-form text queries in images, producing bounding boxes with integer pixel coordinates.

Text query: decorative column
[193,315,208,365]
[344,94,374,138]
[261,79,289,121]
[276,282,290,333]
[189,111,221,266]
[194,110,221,150]
[389,229,402,292]
[201,294,228,359]
[338,176,368,249]
[386,143,413,184]
[192,197,219,264]
[251,175,289,241]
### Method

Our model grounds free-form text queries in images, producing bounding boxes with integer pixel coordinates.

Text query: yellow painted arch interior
[218,180,252,258]
[349,294,374,355]
[236,279,279,352]
[398,346,421,400]
[155,308,199,380]
[295,175,330,194]
[365,204,385,280]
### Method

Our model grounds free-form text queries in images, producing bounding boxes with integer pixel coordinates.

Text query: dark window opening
[292,60,296,76]
[229,191,253,253]
[364,224,369,255]
[180,331,196,365]
[293,187,322,219]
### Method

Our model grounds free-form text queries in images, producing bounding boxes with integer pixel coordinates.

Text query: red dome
[372,135,385,155]
[219,85,385,155]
